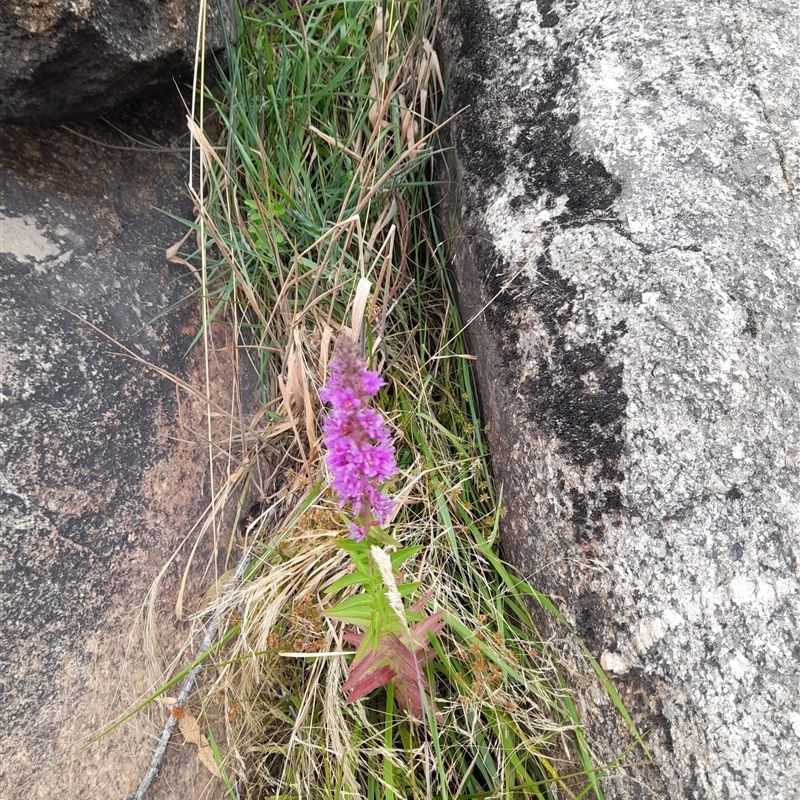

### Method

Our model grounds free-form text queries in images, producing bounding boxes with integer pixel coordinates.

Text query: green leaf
[389,545,422,571]
[335,537,371,559]
[325,571,369,594]
[324,595,374,627]
[396,581,421,598]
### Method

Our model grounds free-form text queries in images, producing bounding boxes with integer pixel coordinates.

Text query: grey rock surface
[0,93,243,798]
[438,0,800,797]
[0,0,234,124]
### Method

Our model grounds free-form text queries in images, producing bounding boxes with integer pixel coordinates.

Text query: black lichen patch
[521,257,627,480]
[744,308,759,337]
[528,258,577,335]
[477,238,627,532]
[536,0,582,28]
[476,231,532,367]
[570,488,588,525]
[687,755,706,800]
[523,357,625,475]
[605,487,624,510]
[446,0,621,222]
[443,0,628,540]
[536,0,560,28]
[618,670,674,754]
[575,589,604,649]
[444,0,627,484]
[445,0,505,186]
[510,60,621,219]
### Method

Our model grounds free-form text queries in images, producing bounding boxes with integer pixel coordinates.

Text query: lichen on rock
[438,0,800,796]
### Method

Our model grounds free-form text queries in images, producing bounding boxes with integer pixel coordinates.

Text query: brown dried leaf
[348,277,373,340]
[303,366,317,455]
[283,342,305,415]
[165,229,199,280]
[175,707,221,778]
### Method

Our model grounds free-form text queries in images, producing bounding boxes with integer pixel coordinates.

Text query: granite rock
[0,92,247,798]
[438,1,800,797]
[0,0,234,124]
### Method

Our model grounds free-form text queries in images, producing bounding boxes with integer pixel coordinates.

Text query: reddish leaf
[409,589,434,613]
[342,629,364,647]
[338,609,446,722]
[413,610,445,638]
[395,638,422,675]
[343,663,395,702]
[344,647,391,688]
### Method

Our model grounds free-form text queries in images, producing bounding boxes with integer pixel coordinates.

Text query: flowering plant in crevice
[319,334,398,541]
[320,334,443,721]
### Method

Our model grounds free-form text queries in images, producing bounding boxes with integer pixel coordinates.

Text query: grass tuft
[168,1,638,797]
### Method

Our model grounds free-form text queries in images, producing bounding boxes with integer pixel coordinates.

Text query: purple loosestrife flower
[320,336,398,540]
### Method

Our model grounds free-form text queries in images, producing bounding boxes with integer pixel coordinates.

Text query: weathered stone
[0,0,234,124]
[0,92,247,798]
[438,1,800,797]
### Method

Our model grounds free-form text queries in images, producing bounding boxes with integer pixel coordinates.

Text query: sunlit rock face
[438,1,800,797]
[0,0,234,124]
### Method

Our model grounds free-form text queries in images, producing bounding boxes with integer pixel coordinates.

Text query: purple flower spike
[320,336,398,540]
